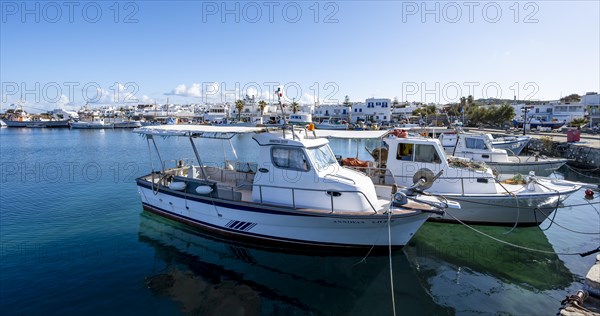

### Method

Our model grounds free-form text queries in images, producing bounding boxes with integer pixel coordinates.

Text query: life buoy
[390,129,407,138]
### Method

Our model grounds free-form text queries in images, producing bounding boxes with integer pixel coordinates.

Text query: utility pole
[521,106,533,135]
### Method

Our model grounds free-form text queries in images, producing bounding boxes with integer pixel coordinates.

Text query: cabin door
[390,142,444,186]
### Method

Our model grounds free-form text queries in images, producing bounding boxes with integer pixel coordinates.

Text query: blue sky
[1,1,599,111]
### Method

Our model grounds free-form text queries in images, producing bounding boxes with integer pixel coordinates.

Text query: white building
[313,104,351,119]
[351,98,392,123]
[511,98,585,123]
[392,102,421,120]
[581,92,600,126]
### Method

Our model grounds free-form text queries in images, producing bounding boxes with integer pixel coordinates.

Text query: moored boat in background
[438,132,568,176]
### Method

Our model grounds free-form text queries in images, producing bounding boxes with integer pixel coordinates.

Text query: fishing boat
[113,119,142,128]
[314,119,348,130]
[513,116,566,129]
[134,124,457,249]
[288,112,312,125]
[438,132,568,176]
[70,117,114,129]
[488,134,531,155]
[319,130,580,226]
[3,108,70,128]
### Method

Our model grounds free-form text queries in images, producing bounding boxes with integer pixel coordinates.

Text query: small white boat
[113,120,142,128]
[314,119,348,130]
[325,131,580,226]
[489,134,530,155]
[70,118,114,129]
[0,120,6,127]
[439,132,568,176]
[288,113,312,125]
[134,125,455,249]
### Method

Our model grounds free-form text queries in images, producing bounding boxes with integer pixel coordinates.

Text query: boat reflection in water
[138,212,453,315]
[405,223,574,313]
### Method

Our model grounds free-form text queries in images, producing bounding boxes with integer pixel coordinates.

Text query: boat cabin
[137,126,385,214]
[439,133,511,163]
[374,136,501,195]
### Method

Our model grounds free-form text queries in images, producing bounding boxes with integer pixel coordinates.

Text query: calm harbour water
[0,128,599,315]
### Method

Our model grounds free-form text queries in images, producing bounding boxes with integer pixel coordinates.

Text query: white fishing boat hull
[428,189,577,226]
[70,121,114,129]
[137,183,429,248]
[385,173,580,226]
[488,157,569,176]
[314,124,348,130]
[114,121,142,128]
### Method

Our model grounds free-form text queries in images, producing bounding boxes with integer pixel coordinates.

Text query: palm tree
[570,117,589,128]
[343,95,351,106]
[467,95,474,107]
[291,101,299,114]
[258,100,267,116]
[235,99,245,121]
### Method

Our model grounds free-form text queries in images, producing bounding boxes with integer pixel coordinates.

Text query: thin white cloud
[167,83,202,98]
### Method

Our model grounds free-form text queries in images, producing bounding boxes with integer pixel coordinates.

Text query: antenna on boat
[276,86,287,125]
[275,86,292,138]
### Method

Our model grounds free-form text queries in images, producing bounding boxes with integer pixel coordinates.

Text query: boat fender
[195,185,213,195]
[585,189,595,199]
[168,181,187,191]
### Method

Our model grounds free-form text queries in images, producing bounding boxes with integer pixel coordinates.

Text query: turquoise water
[1,128,598,315]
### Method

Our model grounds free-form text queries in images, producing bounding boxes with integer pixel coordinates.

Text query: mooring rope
[533,207,600,235]
[387,207,397,316]
[443,209,590,256]
[564,164,600,178]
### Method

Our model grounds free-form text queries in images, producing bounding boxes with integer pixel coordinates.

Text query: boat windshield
[306,145,338,171]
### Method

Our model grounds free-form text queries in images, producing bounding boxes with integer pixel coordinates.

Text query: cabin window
[306,145,338,171]
[465,138,487,150]
[396,143,414,161]
[271,147,310,171]
[414,144,442,164]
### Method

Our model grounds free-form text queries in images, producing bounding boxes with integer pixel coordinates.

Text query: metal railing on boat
[147,172,382,214]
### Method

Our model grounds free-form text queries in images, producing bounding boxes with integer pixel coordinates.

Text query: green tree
[392,97,399,107]
[235,99,245,121]
[258,100,267,115]
[466,104,514,127]
[412,105,437,116]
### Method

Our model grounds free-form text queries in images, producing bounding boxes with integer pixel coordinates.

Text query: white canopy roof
[313,129,389,139]
[134,125,267,138]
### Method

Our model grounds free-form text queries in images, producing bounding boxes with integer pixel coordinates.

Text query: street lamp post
[521,106,533,135]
